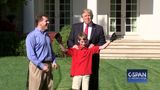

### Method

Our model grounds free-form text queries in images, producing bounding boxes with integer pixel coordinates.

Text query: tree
[0,0,27,32]
[0,0,27,14]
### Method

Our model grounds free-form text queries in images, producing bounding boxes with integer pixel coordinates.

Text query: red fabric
[67,46,100,77]
[84,24,88,35]
[48,31,57,42]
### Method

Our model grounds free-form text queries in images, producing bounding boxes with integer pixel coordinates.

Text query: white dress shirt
[83,23,92,40]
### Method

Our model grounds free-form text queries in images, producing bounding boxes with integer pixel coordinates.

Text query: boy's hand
[72,45,79,49]
[89,44,94,48]
[59,44,67,52]
[110,32,117,42]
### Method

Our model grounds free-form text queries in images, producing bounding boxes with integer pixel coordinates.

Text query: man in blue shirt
[26,15,57,90]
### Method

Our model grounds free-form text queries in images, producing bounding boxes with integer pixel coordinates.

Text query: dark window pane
[116,0,121,3]
[45,5,49,10]
[50,18,55,24]
[126,19,130,24]
[60,5,64,10]
[126,12,131,17]
[50,0,55,3]
[111,12,116,17]
[132,5,137,10]
[116,12,121,17]
[126,0,131,3]
[45,0,49,3]
[65,12,70,17]
[65,5,70,10]
[45,11,49,15]
[60,19,64,24]
[116,5,121,10]
[65,0,70,4]
[111,0,116,3]
[50,12,55,17]
[60,25,64,29]
[66,19,70,24]
[111,5,116,10]
[60,0,65,3]
[132,0,137,3]
[116,19,121,24]
[50,5,55,10]
[49,24,55,31]
[132,12,137,17]
[127,0,137,3]
[116,26,121,32]
[126,5,131,10]
[126,26,131,32]
[60,12,64,17]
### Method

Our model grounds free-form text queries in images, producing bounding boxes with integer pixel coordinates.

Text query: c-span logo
[127,69,147,83]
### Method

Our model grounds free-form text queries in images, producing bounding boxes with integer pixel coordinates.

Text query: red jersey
[67,46,100,76]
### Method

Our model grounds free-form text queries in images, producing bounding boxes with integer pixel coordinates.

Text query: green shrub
[16,25,71,57]
[52,25,71,57]
[15,34,26,56]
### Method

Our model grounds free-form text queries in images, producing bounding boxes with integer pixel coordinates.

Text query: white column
[23,0,35,33]
[87,0,97,23]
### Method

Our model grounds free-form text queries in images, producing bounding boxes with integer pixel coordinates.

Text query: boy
[60,32,111,90]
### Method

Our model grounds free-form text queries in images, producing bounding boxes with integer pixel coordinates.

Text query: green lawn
[0,56,160,90]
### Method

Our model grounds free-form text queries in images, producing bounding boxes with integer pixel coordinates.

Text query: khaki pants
[28,62,53,90]
[72,75,90,90]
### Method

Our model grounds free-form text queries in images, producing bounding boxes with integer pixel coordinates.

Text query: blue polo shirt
[26,27,56,69]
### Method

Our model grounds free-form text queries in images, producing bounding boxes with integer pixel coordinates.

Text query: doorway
[109,0,138,36]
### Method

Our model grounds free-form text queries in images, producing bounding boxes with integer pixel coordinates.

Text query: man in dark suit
[67,9,106,90]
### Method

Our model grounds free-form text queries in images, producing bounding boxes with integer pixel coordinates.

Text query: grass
[0,56,160,90]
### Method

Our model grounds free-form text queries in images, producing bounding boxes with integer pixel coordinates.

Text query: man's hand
[72,45,79,49]
[88,44,94,48]
[42,64,49,72]
[52,63,58,69]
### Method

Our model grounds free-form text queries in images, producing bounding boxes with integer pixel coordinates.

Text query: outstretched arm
[99,32,117,50]
[99,41,111,50]
[59,44,67,52]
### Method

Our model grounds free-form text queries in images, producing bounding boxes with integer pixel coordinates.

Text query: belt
[42,60,52,63]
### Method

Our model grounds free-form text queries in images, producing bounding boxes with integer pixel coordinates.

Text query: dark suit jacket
[67,22,106,47]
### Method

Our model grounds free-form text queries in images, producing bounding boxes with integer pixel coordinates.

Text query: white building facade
[24,0,160,40]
